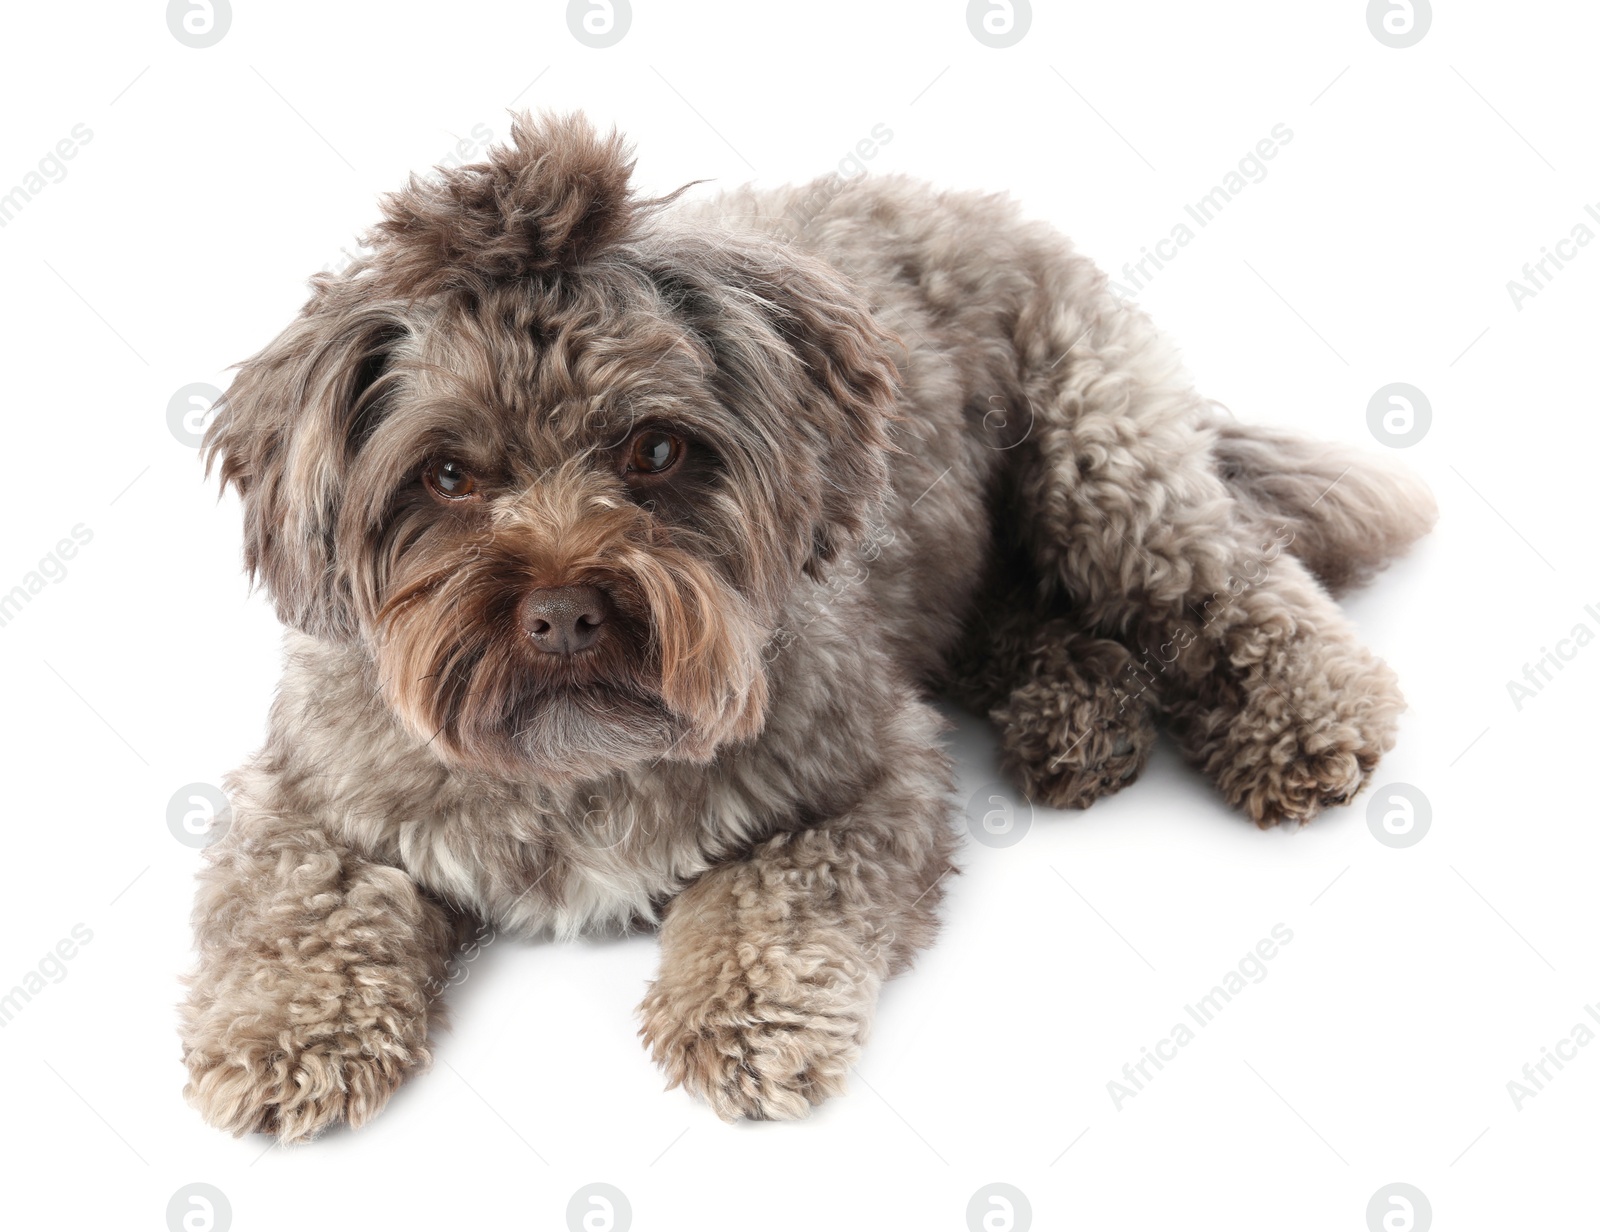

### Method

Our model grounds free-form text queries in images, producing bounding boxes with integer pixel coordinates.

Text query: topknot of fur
[368,111,659,296]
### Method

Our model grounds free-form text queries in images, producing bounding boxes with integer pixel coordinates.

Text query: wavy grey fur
[182,113,1435,1139]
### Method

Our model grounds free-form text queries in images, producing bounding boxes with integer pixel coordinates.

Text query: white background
[0,2,1595,1229]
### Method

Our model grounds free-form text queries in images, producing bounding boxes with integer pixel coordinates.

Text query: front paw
[638,965,876,1122]
[183,1015,428,1143]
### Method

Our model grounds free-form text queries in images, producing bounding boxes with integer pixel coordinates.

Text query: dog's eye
[423,459,479,500]
[622,429,684,479]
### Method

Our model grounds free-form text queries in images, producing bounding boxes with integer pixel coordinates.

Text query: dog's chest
[391,776,727,939]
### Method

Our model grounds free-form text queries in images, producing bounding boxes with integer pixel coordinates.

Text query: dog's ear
[755,252,902,576]
[204,294,405,640]
[649,232,902,578]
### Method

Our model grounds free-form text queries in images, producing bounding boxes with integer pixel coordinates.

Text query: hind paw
[1200,654,1402,827]
[996,690,1156,810]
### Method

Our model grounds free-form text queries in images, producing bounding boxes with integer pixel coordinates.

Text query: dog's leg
[987,618,1158,809]
[180,805,465,1142]
[638,705,958,1120]
[1015,279,1411,826]
[948,600,1157,808]
[1146,553,1408,825]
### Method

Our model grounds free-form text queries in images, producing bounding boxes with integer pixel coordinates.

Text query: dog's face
[206,114,900,782]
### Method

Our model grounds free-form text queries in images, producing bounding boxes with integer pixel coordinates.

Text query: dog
[182,111,1436,1140]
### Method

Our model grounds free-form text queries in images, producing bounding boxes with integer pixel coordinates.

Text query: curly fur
[184,111,1434,1140]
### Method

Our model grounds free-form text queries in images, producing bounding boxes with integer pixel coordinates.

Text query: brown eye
[424,459,479,500]
[623,429,684,479]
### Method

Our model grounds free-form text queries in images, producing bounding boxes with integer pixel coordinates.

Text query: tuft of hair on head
[367,110,691,298]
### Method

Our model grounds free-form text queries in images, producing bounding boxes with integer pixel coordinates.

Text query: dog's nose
[520,585,608,655]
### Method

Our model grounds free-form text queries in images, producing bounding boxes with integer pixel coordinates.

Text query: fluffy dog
[183,112,1435,1140]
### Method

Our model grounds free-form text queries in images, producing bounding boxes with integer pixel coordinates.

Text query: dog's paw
[638,964,875,1122]
[183,1024,424,1144]
[994,685,1157,810]
[1203,653,1403,827]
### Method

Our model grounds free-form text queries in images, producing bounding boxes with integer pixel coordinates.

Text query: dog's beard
[502,681,678,781]
[369,528,771,782]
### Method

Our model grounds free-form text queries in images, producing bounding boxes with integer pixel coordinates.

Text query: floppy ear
[754,251,903,574]
[648,231,902,578]
[203,293,405,640]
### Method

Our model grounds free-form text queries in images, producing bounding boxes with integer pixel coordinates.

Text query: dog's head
[206,112,899,782]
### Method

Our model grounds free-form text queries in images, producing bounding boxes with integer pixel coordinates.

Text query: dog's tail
[1208,410,1437,596]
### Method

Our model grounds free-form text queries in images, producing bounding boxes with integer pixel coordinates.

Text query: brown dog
[182,112,1435,1140]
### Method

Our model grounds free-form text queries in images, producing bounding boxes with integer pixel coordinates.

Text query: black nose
[520,585,608,655]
